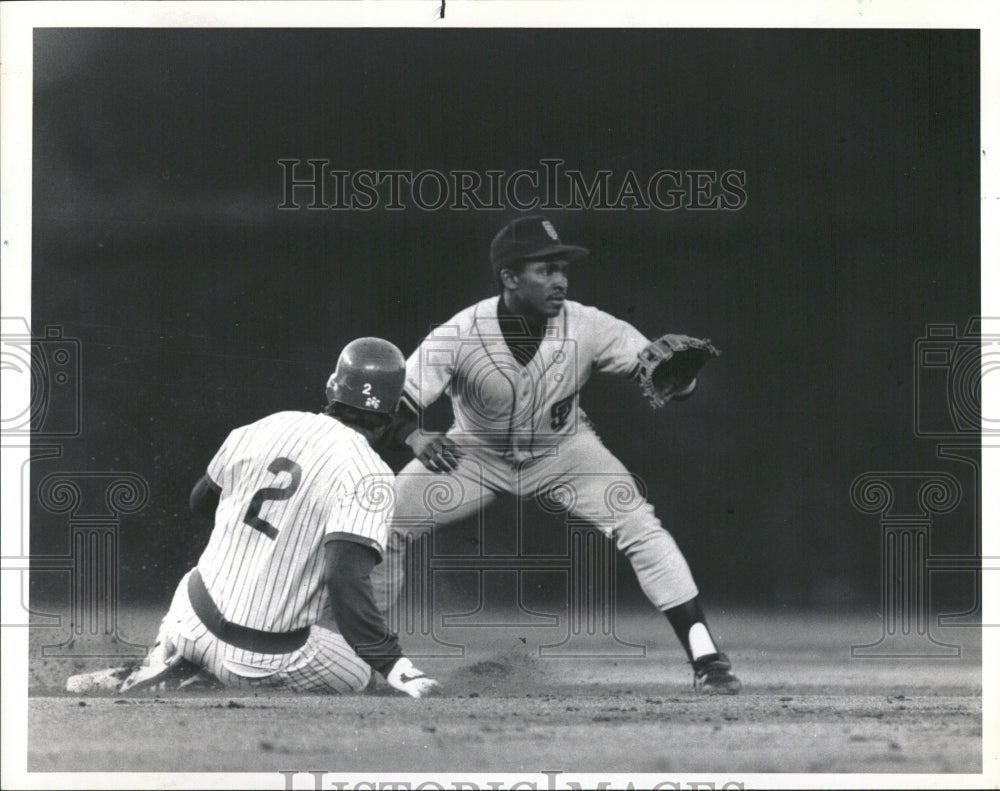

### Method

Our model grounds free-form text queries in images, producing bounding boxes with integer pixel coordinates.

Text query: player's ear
[499,268,519,290]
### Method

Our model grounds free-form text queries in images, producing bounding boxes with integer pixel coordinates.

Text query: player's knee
[353,665,372,693]
[612,508,665,553]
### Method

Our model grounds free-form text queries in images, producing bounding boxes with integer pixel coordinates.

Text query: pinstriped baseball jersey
[402,297,649,463]
[198,410,394,633]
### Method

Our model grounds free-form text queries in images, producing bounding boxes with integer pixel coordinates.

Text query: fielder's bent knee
[615,512,698,610]
[610,504,661,548]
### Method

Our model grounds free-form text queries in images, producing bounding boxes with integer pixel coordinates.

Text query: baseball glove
[637,334,722,408]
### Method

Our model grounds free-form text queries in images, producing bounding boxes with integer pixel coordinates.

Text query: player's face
[507,258,569,320]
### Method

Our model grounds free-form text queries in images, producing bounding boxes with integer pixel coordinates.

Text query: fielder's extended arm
[636,334,721,408]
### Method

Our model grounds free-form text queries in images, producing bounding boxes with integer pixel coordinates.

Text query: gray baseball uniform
[375,296,699,614]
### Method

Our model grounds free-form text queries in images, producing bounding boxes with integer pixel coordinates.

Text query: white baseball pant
[374,425,698,614]
[153,569,371,693]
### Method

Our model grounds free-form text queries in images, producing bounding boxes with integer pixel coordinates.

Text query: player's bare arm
[324,539,440,698]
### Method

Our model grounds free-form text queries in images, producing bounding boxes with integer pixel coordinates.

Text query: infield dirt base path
[25,608,983,776]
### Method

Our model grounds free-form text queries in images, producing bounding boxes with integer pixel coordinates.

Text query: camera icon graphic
[913,318,998,438]
[1,317,82,438]
[416,323,579,442]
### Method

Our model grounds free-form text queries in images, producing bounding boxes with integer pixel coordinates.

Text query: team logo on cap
[365,396,381,409]
[541,220,559,240]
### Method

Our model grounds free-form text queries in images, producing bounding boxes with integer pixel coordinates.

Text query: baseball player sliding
[376,216,741,694]
[68,338,439,698]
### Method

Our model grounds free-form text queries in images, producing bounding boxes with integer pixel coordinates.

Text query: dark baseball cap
[489,216,589,276]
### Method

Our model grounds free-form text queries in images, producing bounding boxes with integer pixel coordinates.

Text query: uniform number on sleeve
[242,457,302,540]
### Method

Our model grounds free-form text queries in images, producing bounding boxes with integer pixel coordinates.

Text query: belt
[187,568,310,654]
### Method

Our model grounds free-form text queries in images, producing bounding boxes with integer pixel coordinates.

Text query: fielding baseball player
[375,216,741,694]
[68,338,439,698]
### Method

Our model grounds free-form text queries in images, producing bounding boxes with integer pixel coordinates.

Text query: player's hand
[386,657,441,698]
[405,431,463,473]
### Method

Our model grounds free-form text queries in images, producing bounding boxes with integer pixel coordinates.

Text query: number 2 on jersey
[242,457,302,540]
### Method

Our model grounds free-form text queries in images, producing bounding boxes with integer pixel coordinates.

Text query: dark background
[29,29,980,613]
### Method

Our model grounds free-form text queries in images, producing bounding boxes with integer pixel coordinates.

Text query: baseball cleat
[118,636,180,693]
[124,658,220,693]
[176,667,223,691]
[65,665,135,694]
[692,652,742,695]
[67,657,216,695]
[65,635,188,695]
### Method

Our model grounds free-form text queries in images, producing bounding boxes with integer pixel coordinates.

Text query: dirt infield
[26,607,983,776]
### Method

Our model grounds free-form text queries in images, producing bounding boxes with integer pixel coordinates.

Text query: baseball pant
[155,569,371,693]
[373,425,698,614]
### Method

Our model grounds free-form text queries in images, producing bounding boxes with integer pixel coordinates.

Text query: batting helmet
[325,337,406,415]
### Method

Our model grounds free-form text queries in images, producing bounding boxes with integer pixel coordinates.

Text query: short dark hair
[325,401,393,433]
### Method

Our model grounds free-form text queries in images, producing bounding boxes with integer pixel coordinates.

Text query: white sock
[688,623,717,661]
